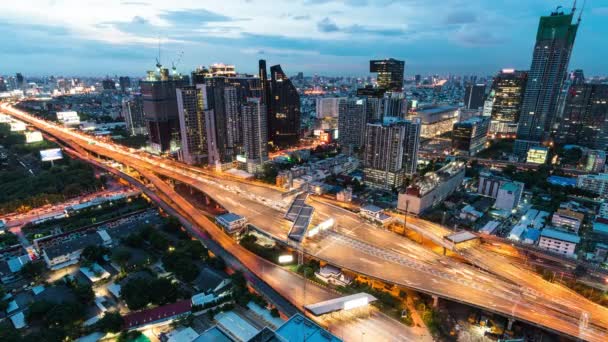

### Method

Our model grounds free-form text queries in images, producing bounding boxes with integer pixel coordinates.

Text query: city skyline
[1,1,608,76]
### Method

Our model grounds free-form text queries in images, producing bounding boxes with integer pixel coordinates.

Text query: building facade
[370,58,405,92]
[514,8,580,157]
[488,69,528,138]
[177,85,208,165]
[362,118,420,190]
[242,98,269,173]
[338,98,367,154]
[556,84,608,149]
[140,68,189,152]
[451,116,490,156]
[464,84,486,110]
[121,94,146,135]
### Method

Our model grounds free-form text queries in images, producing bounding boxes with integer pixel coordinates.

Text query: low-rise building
[526,146,548,164]
[494,181,524,211]
[539,228,580,257]
[478,170,510,198]
[551,208,584,233]
[577,173,608,198]
[397,161,465,215]
[336,187,353,202]
[599,202,608,219]
[585,150,606,173]
[314,264,353,287]
[41,230,112,270]
[216,213,247,234]
[359,204,393,226]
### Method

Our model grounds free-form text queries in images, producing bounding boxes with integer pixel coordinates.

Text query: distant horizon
[1,1,607,77]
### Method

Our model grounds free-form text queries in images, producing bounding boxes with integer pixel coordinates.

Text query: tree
[72,283,95,303]
[0,322,21,342]
[81,245,109,263]
[149,278,178,306]
[111,247,132,266]
[270,308,280,318]
[121,278,151,310]
[20,261,45,281]
[96,312,124,333]
[573,265,587,279]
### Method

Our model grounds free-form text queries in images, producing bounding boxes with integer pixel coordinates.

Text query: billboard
[56,111,80,125]
[10,121,26,132]
[25,131,43,143]
[40,148,63,162]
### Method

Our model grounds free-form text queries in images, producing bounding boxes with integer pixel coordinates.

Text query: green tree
[270,308,280,317]
[96,312,124,333]
[81,245,109,263]
[20,261,45,281]
[121,278,151,310]
[72,283,95,303]
[111,247,132,266]
[149,278,178,306]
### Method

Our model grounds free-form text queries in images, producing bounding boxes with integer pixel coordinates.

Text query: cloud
[343,24,404,36]
[444,10,477,25]
[293,15,311,20]
[159,8,234,26]
[452,26,502,47]
[317,17,340,32]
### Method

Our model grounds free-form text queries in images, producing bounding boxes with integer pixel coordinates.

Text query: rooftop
[304,293,376,316]
[217,213,245,224]
[445,231,478,244]
[275,314,342,342]
[42,231,103,259]
[123,299,192,329]
[541,228,581,244]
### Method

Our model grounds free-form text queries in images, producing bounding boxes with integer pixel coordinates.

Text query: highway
[2,102,607,341]
[2,104,422,341]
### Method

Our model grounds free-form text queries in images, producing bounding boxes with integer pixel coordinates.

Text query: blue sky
[0,0,606,77]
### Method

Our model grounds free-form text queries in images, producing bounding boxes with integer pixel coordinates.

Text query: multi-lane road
[2,102,607,341]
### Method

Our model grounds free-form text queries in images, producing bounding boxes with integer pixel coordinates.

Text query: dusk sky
[1,0,607,77]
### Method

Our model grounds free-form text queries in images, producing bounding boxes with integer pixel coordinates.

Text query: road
[5,106,421,341]
[2,102,607,341]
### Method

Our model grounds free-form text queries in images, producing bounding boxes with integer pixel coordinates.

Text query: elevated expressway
[2,103,607,341]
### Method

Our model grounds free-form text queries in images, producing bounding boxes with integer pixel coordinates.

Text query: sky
[0,0,607,77]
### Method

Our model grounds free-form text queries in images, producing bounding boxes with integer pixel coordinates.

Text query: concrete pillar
[432,295,439,308]
[205,195,211,206]
[507,318,515,330]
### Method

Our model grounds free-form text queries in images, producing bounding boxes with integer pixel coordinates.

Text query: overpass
[2,103,607,341]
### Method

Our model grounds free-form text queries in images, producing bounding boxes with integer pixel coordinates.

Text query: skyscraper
[464,84,486,110]
[363,117,420,190]
[556,84,608,149]
[140,67,189,152]
[382,91,407,119]
[0,77,7,92]
[242,98,268,173]
[267,64,301,147]
[489,69,528,137]
[15,73,24,89]
[514,6,580,157]
[119,76,131,92]
[102,78,116,90]
[338,98,367,154]
[370,58,405,92]
[121,94,146,135]
[452,116,490,156]
[177,84,209,165]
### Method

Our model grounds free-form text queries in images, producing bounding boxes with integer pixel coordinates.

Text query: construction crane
[172,51,184,75]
